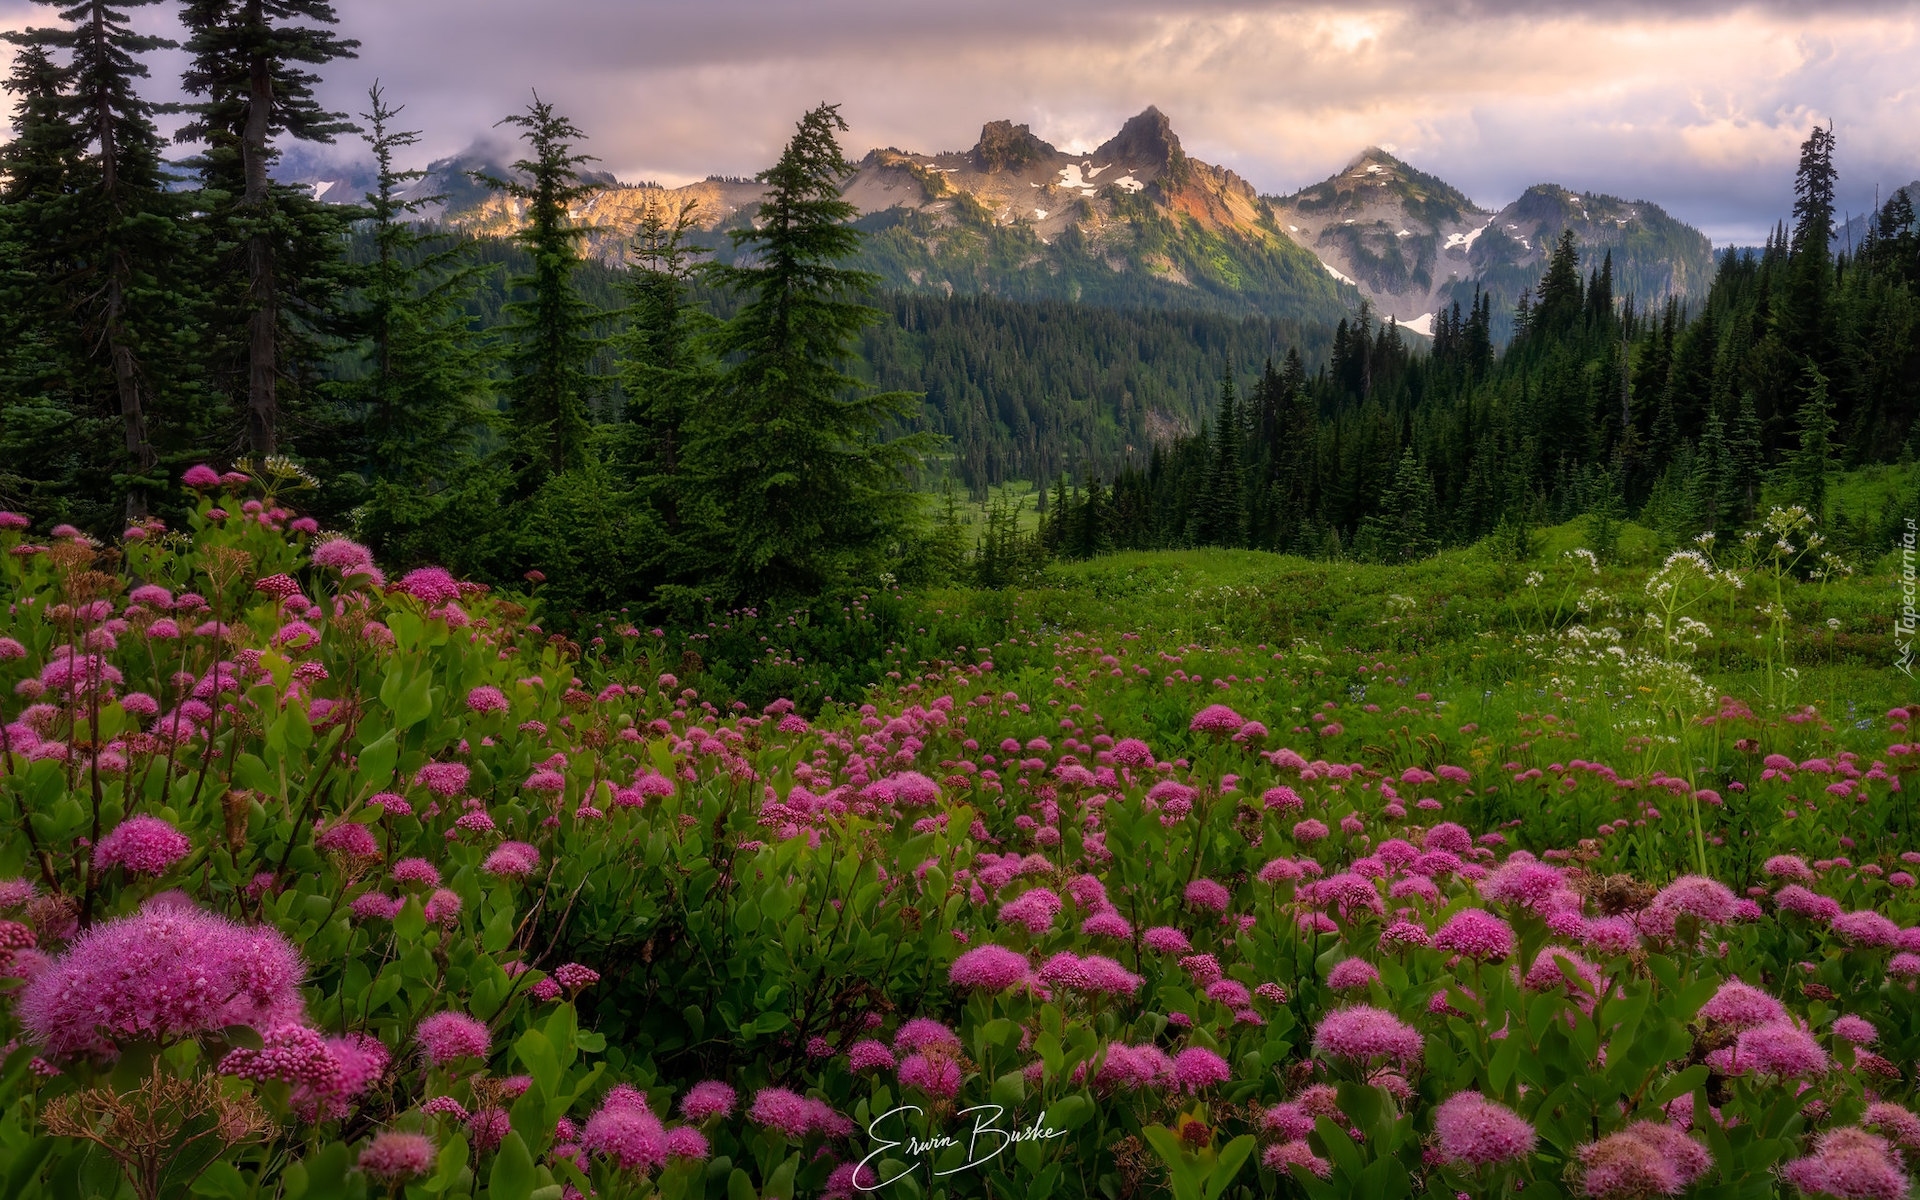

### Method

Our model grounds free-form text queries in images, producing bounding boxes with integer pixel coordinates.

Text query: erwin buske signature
[854,1104,1067,1190]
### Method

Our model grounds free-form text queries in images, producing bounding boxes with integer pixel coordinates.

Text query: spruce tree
[0,43,105,524]
[177,0,358,454]
[1362,446,1437,563]
[1788,362,1837,517]
[1781,123,1837,369]
[1201,371,1246,546]
[695,102,933,599]
[1532,230,1583,336]
[615,195,715,532]
[10,0,203,517]
[482,94,604,484]
[349,84,496,557]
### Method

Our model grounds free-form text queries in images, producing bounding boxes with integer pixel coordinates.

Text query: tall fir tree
[1781,123,1837,370]
[615,195,715,534]
[0,42,103,523]
[1198,371,1245,546]
[177,0,358,454]
[11,0,199,517]
[694,102,933,600]
[482,94,603,483]
[1788,362,1837,517]
[348,84,496,558]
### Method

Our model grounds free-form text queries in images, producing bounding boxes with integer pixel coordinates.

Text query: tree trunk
[108,269,154,518]
[242,7,276,454]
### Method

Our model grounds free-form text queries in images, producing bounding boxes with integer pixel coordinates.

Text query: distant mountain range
[1271,148,1713,335]
[281,107,1736,336]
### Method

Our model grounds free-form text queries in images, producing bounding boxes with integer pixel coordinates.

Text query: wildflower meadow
[0,467,1916,1200]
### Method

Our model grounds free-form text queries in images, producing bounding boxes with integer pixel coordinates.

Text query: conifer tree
[11,0,203,517]
[1361,446,1436,563]
[1200,372,1246,546]
[1788,362,1837,517]
[695,102,933,599]
[1781,123,1837,370]
[349,84,496,556]
[615,195,715,532]
[482,94,604,483]
[0,43,103,523]
[177,0,358,454]
[1532,230,1583,336]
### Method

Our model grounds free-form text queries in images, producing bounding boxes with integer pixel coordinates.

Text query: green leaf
[1202,1135,1256,1200]
[355,729,398,794]
[727,1167,758,1200]
[517,1028,563,1099]
[393,672,434,731]
[483,902,515,952]
[488,1131,537,1200]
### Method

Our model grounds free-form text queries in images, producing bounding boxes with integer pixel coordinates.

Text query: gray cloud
[2,0,1915,244]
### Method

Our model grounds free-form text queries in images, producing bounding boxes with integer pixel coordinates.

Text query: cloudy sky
[3,0,1915,245]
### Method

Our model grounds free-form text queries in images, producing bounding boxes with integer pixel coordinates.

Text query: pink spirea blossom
[1576,1122,1711,1198]
[92,815,191,875]
[397,567,463,606]
[893,1018,961,1054]
[1720,1020,1828,1078]
[315,821,379,858]
[1648,875,1739,926]
[182,464,222,489]
[1292,818,1330,843]
[1781,1127,1910,1200]
[582,1085,667,1172]
[415,1011,490,1065]
[1171,1046,1230,1092]
[682,1081,737,1121]
[423,888,462,925]
[665,1126,710,1161]
[392,858,441,888]
[1326,959,1379,990]
[1433,1091,1536,1166]
[483,841,542,879]
[1312,1005,1423,1068]
[1478,859,1566,911]
[466,686,510,714]
[1082,910,1132,938]
[294,1032,390,1119]
[1264,1140,1332,1178]
[899,1053,962,1099]
[1189,704,1244,735]
[1764,854,1817,882]
[1832,910,1902,947]
[19,903,305,1054]
[1143,926,1192,954]
[950,944,1029,991]
[998,888,1062,934]
[1776,885,1843,923]
[848,1040,896,1071]
[359,1132,436,1182]
[219,1024,339,1090]
[1184,878,1231,911]
[414,762,470,797]
[1833,1015,1878,1045]
[749,1087,817,1140]
[1433,908,1516,962]
[1864,1103,1920,1151]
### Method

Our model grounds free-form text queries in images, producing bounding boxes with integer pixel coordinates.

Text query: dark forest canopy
[1,2,1915,619]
